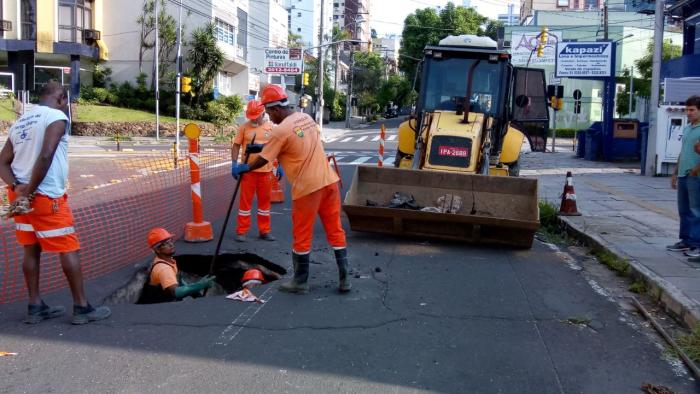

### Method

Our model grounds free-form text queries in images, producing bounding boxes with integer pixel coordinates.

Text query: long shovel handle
[207,135,256,278]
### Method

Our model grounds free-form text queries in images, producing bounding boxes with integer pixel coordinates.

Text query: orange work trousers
[292,182,346,254]
[237,171,272,235]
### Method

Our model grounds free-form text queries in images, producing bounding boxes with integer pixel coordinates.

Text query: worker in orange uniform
[231,100,282,242]
[232,85,350,294]
[140,228,216,304]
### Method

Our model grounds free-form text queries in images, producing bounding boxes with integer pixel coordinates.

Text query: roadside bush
[205,100,234,130]
[181,104,204,120]
[549,128,577,138]
[218,94,244,119]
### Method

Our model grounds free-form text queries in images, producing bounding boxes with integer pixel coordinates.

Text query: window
[237,8,248,60]
[297,12,302,17]
[216,18,235,46]
[297,27,301,32]
[20,0,36,40]
[58,0,93,43]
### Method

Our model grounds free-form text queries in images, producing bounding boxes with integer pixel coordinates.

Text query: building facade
[498,4,518,26]
[286,0,332,49]
[335,0,370,47]
[520,0,604,25]
[250,0,288,89]
[102,0,251,98]
[0,0,108,97]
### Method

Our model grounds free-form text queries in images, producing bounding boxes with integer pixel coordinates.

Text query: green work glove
[174,275,216,299]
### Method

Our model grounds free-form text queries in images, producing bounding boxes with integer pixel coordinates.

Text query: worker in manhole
[0,82,111,325]
[141,228,216,303]
[232,85,351,294]
[231,100,281,242]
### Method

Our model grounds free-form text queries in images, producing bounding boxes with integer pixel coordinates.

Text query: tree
[352,52,384,114]
[482,20,502,41]
[136,0,180,89]
[377,75,416,110]
[288,31,304,48]
[187,23,224,104]
[331,26,350,93]
[399,2,487,85]
[633,39,682,99]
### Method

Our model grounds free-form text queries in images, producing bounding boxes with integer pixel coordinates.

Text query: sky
[370,0,518,37]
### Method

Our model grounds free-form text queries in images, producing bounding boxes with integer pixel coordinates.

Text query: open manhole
[104,253,286,305]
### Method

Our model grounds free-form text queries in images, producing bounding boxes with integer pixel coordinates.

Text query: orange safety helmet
[245,100,265,120]
[260,85,288,106]
[147,227,174,248]
[241,269,264,283]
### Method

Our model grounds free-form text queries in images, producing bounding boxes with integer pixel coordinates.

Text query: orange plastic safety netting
[0,143,235,304]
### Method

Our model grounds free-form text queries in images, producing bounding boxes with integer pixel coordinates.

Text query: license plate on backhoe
[438,146,469,157]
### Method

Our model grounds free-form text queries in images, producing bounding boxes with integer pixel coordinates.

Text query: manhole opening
[103,253,286,305]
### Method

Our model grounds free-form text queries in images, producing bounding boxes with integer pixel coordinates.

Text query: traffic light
[180,76,192,94]
[537,27,548,58]
[302,72,310,86]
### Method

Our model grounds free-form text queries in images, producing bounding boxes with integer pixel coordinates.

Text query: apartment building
[333,0,370,48]
[286,0,332,49]
[0,0,108,97]
[102,0,251,98]
[250,0,288,90]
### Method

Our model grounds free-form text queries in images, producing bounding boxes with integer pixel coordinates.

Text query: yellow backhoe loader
[342,35,549,248]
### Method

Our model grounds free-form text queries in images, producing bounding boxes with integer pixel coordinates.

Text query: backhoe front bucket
[342,166,540,248]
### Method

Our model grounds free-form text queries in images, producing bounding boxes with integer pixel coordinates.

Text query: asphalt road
[0,164,697,393]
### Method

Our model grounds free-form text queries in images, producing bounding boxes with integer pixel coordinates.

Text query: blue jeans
[678,176,700,247]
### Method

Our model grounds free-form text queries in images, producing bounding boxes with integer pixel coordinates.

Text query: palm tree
[188,23,224,104]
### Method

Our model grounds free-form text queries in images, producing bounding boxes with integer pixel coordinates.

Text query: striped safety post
[183,123,213,242]
[378,124,386,167]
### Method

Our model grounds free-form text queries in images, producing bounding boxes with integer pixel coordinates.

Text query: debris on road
[0,352,18,357]
[641,382,675,394]
[227,288,265,303]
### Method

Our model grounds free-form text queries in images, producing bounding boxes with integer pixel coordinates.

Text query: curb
[557,215,700,329]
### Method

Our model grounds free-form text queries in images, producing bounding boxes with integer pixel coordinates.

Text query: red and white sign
[438,146,469,157]
[264,47,303,75]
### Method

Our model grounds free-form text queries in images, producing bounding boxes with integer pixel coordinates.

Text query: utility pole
[175,0,182,152]
[644,0,664,176]
[154,0,160,141]
[345,51,355,129]
[628,65,634,117]
[603,1,608,40]
[316,0,325,133]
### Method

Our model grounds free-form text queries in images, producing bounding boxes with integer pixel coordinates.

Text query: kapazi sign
[556,42,612,77]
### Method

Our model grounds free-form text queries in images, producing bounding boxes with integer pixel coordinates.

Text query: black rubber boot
[279,253,310,294]
[334,248,352,293]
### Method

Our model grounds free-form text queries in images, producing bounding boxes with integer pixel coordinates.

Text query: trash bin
[585,129,602,161]
[611,119,639,160]
[576,129,587,158]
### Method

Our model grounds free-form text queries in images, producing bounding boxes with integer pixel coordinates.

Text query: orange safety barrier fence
[0,144,235,304]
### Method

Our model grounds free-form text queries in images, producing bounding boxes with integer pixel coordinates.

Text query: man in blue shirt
[668,96,700,256]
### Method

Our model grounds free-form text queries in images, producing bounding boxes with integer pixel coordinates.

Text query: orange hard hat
[260,85,288,106]
[241,269,264,283]
[147,227,174,248]
[245,100,265,120]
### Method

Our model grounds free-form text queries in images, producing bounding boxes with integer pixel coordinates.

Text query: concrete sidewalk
[522,150,700,328]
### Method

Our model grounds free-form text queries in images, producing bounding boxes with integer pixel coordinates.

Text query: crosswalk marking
[324,137,339,143]
[387,135,397,141]
[340,137,353,142]
[372,136,380,141]
[350,156,372,164]
[357,136,368,142]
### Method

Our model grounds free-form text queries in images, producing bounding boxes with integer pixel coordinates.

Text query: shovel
[205,136,262,291]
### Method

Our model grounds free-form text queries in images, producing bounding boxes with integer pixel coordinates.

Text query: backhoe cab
[395,35,549,176]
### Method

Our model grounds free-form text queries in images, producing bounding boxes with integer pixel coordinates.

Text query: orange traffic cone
[558,171,581,216]
[270,160,285,203]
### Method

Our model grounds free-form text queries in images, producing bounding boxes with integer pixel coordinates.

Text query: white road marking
[372,136,380,141]
[350,156,372,164]
[215,285,276,346]
[356,136,368,142]
[340,137,353,142]
[387,135,397,141]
